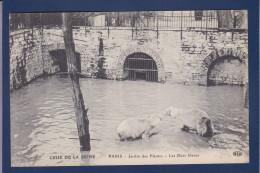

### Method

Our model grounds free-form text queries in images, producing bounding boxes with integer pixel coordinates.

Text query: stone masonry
[9,26,248,90]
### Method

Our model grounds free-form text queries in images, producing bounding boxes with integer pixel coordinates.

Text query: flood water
[10,75,249,166]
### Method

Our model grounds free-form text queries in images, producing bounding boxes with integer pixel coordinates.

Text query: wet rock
[208,133,247,150]
[227,126,246,134]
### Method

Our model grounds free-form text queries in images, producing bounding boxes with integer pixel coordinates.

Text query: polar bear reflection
[164,107,214,137]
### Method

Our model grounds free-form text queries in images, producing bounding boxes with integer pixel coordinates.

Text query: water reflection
[10,76,249,166]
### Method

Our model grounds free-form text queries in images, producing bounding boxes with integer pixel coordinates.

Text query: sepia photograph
[9,10,249,167]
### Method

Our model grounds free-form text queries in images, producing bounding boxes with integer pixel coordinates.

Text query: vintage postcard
[9,10,249,167]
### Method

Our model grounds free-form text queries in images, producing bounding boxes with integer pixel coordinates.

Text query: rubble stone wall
[9,26,248,90]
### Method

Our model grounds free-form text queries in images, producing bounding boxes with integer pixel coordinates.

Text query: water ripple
[11,76,249,166]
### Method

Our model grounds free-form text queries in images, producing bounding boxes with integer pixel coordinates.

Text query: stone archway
[116,46,165,82]
[49,49,81,72]
[200,48,248,86]
[44,43,82,74]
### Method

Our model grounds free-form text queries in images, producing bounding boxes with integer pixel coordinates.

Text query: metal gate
[124,53,158,82]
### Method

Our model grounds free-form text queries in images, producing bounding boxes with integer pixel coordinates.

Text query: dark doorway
[124,52,158,82]
[207,55,244,86]
[49,49,81,72]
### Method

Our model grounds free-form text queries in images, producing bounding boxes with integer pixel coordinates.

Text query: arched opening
[49,49,81,72]
[207,55,245,86]
[124,52,158,82]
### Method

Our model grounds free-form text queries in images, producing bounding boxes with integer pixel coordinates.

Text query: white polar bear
[117,114,168,141]
[164,107,214,137]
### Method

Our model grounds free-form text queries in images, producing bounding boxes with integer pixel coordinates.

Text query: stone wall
[10,28,60,91]
[9,26,248,90]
